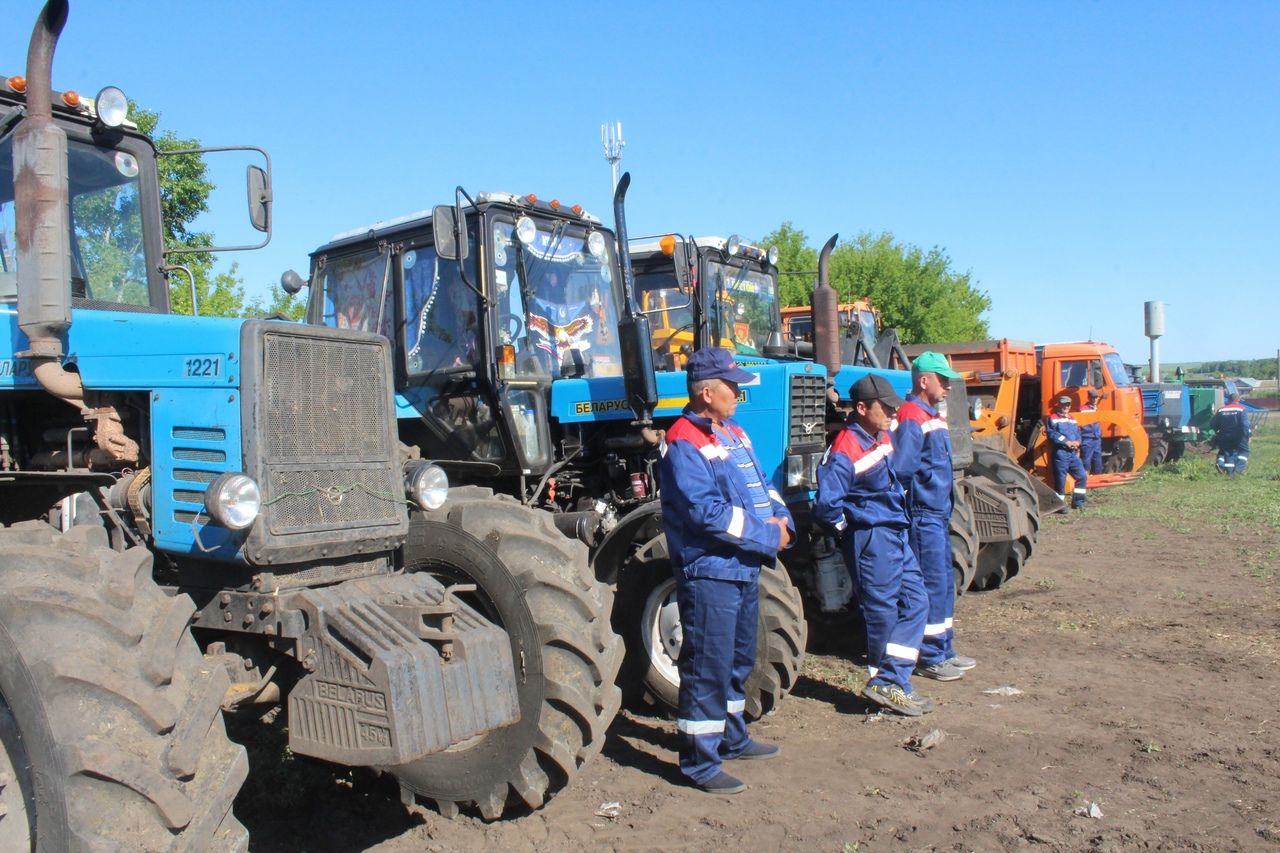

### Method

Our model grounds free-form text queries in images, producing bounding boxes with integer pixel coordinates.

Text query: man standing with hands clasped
[659,347,794,794]
[892,352,977,683]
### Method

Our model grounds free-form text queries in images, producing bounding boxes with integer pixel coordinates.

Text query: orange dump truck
[905,340,1149,501]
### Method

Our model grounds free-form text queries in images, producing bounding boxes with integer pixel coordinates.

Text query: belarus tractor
[0,4,620,847]
[292,185,810,724]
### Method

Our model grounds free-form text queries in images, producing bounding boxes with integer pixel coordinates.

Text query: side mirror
[280,269,307,294]
[247,165,271,233]
[432,204,469,262]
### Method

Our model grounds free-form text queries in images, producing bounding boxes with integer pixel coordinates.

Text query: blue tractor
[292,182,810,724]
[0,3,618,843]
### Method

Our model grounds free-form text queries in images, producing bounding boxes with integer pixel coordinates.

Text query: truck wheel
[0,523,248,852]
[949,481,979,595]
[615,532,807,720]
[395,488,623,820]
[968,447,1041,590]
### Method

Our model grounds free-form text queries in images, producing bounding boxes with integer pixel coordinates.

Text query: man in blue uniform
[659,347,794,794]
[892,352,976,683]
[815,374,930,717]
[1078,389,1104,475]
[1047,395,1088,509]
[1211,393,1253,476]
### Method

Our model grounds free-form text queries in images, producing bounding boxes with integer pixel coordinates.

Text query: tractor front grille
[241,321,407,565]
[788,373,827,452]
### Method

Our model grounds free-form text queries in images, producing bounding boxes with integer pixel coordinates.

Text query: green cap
[912,351,962,379]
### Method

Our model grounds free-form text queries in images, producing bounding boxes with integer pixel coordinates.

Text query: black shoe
[725,740,780,761]
[697,771,747,794]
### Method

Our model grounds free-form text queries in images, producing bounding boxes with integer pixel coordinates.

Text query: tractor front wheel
[615,532,807,720]
[394,488,622,820]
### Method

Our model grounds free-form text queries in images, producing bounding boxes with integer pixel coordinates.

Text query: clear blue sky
[6,0,1277,363]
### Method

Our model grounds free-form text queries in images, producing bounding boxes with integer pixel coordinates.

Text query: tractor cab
[2,78,170,311]
[304,192,633,481]
[629,235,782,366]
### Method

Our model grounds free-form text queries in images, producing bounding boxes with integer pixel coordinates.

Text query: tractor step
[287,572,519,766]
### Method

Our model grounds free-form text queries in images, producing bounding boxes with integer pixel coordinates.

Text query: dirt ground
[242,493,1280,852]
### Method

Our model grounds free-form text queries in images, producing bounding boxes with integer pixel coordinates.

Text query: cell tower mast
[601,121,625,191]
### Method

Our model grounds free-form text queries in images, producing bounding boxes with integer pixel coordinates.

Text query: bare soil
[242,501,1280,852]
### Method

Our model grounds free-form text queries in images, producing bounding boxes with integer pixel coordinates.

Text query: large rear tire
[0,523,248,852]
[967,447,1041,590]
[614,532,807,720]
[394,488,622,820]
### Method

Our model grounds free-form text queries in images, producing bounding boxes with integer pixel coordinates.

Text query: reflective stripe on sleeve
[853,443,894,474]
[677,719,726,735]
[920,418,947,434]
[885,642,919,662]
[727,506,746,539]
[727,699,745,714]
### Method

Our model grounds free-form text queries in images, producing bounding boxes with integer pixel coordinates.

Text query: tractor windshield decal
[492,218,624,379]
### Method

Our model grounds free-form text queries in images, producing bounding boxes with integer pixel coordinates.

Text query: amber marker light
[571,204,583,216]
[525,193,538,204]
[7,76,27,93]
[62,90,80,107]
[549,199,561,210]
[498,344,516,378]
[659,234,677,256]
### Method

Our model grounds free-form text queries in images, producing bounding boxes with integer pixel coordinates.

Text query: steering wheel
[497,312,526,341]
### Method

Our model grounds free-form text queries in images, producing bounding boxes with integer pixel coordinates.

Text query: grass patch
[1088,424,1280,532]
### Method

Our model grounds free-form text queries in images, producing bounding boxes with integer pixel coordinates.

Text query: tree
[758,222,818,308]
[757,224,990,344]
[133,104,250,318]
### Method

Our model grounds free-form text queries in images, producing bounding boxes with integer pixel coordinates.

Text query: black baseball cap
[850,374,906,409]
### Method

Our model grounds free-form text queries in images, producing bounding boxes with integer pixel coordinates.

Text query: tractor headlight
[204,473,261,530]
[785,454,806,489]
[405,461,449,510]
[587,230,607,260]
[515,215,537,244]
[726,234,742,256]
[767,245,780,265]
[94,86,128,128]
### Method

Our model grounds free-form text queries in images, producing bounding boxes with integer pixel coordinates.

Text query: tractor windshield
[856,309,878,348]
[1,136,151,307]
[704,259,777,355]
[1104,352,1134,387]
[313,246,395,342]
[492,216,624,378]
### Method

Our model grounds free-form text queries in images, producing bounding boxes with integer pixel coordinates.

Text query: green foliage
[756,223,991,344]
[761,222,819,308]
[244,288,307,321]
[1194,358,1278,380]
[133,102,253,318]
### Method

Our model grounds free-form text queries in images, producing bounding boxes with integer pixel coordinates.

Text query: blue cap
[686,347,756,385]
